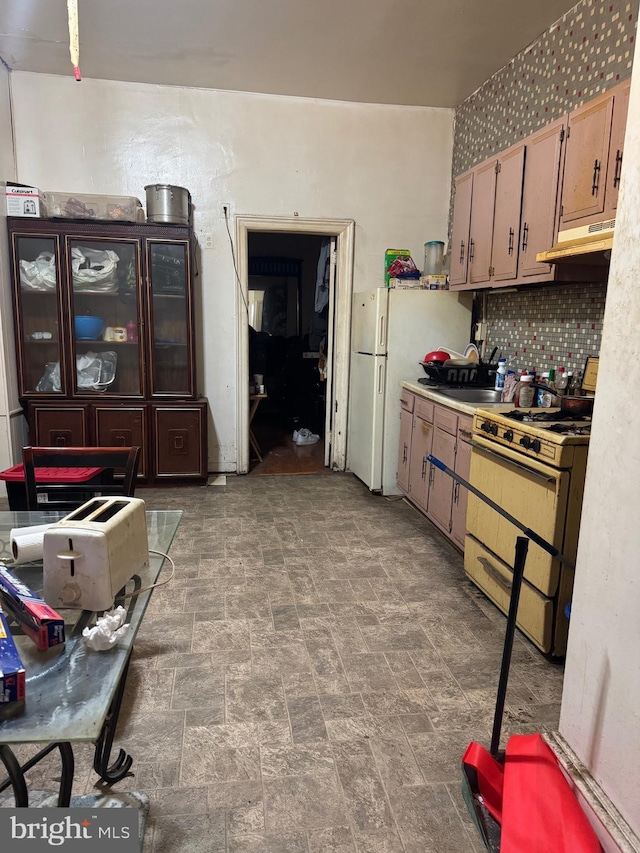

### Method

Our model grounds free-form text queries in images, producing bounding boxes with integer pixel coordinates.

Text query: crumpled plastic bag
[82,606,130,651]
[70,246,120,292]
[20,251,57,291]
[386,256,420,279]
[36,351,117,393]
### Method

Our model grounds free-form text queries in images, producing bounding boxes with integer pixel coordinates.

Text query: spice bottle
[516,374,535,408]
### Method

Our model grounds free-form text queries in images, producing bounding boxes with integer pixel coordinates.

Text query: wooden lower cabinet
[31,404,90,447]
[405,398,434,512]
[152,402,208,478]
[397,390,473,550]
[450,424,473,549]
[93,404,149,479]
[27,398,208,482]
[396,390,414,493]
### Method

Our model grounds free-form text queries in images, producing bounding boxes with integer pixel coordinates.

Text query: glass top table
[0,509,182,745]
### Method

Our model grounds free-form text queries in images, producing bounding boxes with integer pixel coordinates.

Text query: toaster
[43,496,149,611]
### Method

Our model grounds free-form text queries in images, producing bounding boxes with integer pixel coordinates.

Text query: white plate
[464,343,480,363]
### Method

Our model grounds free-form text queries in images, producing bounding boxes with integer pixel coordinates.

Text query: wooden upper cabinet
[560,89,615,226]
[559,79,630,230]
[491,143,525,281]
[607,78,631,216]
[449,171,473,287]
[468,159,497,285]
[519,118,565,279]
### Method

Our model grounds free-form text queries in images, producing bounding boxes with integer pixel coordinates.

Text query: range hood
[536,219,614,264]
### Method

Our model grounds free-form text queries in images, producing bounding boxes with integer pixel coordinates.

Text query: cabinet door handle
[591,159,601,196]
[478,556,513,592]
[469,239,475,262]
[459,240,465,263]
[508,227,514,256]
[453,481,459,504]
[403,442,408,464]
[521,222,528,252]
[459,428,472,439]
[614,149,623,188]
[421,457,428,480]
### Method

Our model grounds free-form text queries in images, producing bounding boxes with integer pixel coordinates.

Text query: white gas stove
[465,406,592,657]
[472,408,591,468]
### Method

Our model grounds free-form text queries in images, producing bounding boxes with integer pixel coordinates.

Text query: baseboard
[545,732,640,853]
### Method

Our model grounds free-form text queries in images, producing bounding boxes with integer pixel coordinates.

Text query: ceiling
[0,0,580,108]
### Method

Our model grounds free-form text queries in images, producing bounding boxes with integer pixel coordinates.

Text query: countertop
[401,380,513,417]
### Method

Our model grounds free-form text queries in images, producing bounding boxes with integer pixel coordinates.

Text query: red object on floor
[462,741,504,823]
[500,733,602,853]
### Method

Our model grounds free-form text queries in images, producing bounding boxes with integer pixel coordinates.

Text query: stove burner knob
[489,423,498,436]
[480,420,491,433]
[503,430,514,442]
[531,439,541,453]
[519,436,532,449]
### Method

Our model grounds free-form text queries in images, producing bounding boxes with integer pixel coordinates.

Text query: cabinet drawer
[434,406,458,436]
[414,398,434,423]
[400,390,415,414]
[464,535,553,653]
[457,415,473,442]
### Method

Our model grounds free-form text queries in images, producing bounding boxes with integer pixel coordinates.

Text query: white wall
[559,39,640,836]
[0,64,24,488]
[9,72,455,472]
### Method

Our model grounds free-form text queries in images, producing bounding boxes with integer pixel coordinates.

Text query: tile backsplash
[484,281,606,375]
[453,0,637,176]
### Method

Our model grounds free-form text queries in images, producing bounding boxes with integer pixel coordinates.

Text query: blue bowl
[74,315,105,340]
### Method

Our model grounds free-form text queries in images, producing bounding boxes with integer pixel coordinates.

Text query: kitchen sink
[435,387,504,404]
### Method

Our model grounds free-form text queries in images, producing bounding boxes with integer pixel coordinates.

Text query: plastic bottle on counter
[516,374,535,408]
[494,358,507,391]
[536,372,550,407]
[555,367,568,395]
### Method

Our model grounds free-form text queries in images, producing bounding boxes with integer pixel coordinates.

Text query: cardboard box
[389,277,425,290]
[0,610,26,718]
[5,182,46,217]
[420,275,449,290]
[0,565,65,650]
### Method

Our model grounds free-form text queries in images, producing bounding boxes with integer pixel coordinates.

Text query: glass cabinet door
[66,237,143,396]
[13,235,65,395]
[147,241,193,396]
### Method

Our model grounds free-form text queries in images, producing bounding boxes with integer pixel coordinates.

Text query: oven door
[465,436,570,597]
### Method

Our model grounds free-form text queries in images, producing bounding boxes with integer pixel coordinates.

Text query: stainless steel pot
[144,184,191,225]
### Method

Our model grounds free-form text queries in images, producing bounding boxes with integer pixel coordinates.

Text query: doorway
[247,233,327,474]
[235,216,355,475]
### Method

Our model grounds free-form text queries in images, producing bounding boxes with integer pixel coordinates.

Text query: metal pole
[490,536,529,757]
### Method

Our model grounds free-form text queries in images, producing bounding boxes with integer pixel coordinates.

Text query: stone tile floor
[6,473,565,852]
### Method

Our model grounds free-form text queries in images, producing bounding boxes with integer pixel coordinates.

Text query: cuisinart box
[5,182,46,217]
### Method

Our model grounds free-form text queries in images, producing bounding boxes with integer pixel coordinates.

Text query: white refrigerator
[347,287,473,494]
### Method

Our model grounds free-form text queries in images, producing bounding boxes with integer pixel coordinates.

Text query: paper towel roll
[10,524,53,564]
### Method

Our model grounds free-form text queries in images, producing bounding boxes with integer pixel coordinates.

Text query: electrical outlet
[221,202,231,218]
